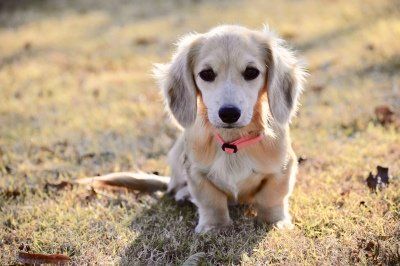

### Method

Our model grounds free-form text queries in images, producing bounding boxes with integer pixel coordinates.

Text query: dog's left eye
[243,67,260,81]
[199,69,216,82]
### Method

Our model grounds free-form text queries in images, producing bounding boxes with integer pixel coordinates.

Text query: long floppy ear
[258,30,306,125]
[153,33,202,128]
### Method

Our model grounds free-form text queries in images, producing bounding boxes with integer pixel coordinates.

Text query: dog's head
[154,25,306,129]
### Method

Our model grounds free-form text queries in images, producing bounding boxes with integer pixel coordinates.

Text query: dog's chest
[207,152,262,198]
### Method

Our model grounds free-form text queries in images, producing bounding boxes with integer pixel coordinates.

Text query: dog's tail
[75,172,170,193]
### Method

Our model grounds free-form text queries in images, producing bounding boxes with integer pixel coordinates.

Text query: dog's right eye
[243,67,260,81]
[199,69,216,82]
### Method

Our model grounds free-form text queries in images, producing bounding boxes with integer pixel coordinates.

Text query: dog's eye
[243,67,260,81]
[199,69,216,82]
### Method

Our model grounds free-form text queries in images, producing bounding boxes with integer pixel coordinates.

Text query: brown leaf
[44,181,73,192]
[311,84,325,93]
[374,105,395,125]
[83,187,98,202]
[281,30,298,40]
[24,42,32,51]
[0,188,21,199]
[134,36,157,46]
[18,243,31,252]
[365,43,375,51]
[298,156,308,165]
[376,166,389,185]
[366,165,390,191]
[17,251,70,265]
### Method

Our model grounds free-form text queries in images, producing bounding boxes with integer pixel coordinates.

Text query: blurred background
[0,0,399,264]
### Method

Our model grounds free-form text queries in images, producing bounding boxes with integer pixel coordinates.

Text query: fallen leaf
[311,84,325,93]
[134,37,157,46]
[44,181,73,192]
[340,187,351,197]
[281,30,297,40]
[24,42,32,51]
[18,243,31,252]
[376,166,389,185]
[366,165,390,191]
[0,188,21,199]
[366,172,377,191]
[298,156,308,165]
[365,43,375,51]
[17,252,70,265]
[77,187,98,203]
[374,105,395,125]
[5,165,12,174]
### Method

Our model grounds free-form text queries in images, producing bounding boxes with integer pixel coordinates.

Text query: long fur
[75,172,169,192]
[77,25,307,233]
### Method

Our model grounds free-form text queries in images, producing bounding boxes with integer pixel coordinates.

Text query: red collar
[215,133,263,154]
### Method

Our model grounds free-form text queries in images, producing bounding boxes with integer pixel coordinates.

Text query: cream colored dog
[79,25,306,233]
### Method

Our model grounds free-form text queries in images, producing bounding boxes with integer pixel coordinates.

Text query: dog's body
[168,119,297,233]
[156,25,306,233]
[79,25,306,233]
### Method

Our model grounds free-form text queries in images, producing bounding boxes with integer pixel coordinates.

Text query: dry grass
[1,0,399,264]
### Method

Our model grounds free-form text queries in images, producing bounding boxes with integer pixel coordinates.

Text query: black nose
[218,105,241,124]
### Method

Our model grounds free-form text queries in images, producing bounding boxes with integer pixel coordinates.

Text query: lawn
[0,0,399,264]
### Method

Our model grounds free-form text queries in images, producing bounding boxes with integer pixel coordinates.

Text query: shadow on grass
[295,3,398,52]
[119,196,271,265]
[0,0,204,28]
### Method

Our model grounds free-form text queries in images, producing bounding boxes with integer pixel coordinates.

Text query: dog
[78,25,306,233]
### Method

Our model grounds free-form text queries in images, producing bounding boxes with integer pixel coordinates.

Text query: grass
[0,0,399,264]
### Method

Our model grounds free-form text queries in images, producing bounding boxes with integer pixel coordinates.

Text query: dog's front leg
[187,173,232,233]
[254,155,297,229]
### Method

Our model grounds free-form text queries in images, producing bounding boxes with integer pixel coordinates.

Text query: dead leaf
[18,243,31,252]
[44,181,73,192]
[281,30,297,40]
[311,84,325,93]
[5,165,12,174]
[134,37,157,46]
[77,187,98,203]
[374,105,395,125]
[376,166,389,185]
[298,156,308,165]
[17,252,70,265]
[0,188,21,199]
[24,42,32,51]
[366,166,390,191]
[365,43,375,51]
[340,187,351,197]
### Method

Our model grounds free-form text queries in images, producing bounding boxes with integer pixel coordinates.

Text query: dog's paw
[273,219,294,230]
[195,220,232,234]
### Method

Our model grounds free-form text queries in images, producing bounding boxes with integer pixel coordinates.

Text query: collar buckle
[221,143,238,154]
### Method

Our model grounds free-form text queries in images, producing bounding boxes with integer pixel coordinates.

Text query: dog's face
[155,25,305,129]
[194,31,266,128]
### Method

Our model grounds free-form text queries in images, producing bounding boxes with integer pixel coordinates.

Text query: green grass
[1,0,399,264]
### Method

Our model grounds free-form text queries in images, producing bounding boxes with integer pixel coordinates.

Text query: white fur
[154,25,306,233]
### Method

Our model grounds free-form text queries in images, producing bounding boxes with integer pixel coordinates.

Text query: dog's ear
[153,34,202,128]
[258,29,306,125]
